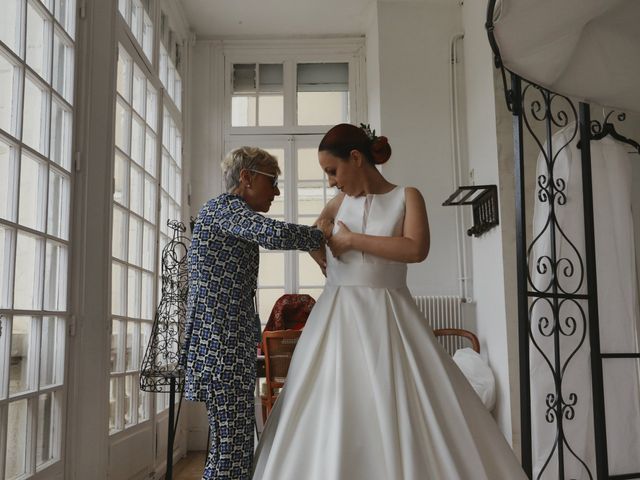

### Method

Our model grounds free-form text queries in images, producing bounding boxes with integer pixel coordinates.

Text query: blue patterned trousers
[203,385,255,480]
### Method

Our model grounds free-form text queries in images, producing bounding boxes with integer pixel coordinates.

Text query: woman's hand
[328,221,353,258]
[309,247,327,276]
[315,217,334,240]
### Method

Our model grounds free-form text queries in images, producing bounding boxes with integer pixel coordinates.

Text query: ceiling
[179,0,423,38]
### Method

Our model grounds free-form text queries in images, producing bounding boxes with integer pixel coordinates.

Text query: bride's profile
[252,123,526,480]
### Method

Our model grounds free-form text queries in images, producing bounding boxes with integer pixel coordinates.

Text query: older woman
[183,147,325,480]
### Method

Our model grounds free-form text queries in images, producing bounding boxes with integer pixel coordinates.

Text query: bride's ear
[350,149,364,167]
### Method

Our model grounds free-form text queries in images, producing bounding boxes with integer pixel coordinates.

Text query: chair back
[263,294,316,332]
[433,328,480,355]
[261,329,302,417]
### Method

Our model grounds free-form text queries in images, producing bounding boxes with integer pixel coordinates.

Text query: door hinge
[74,151,82,172]
[68,315,77,337]
[79,0,86,19]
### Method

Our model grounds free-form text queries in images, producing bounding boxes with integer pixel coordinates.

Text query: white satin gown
[253,186,526,479]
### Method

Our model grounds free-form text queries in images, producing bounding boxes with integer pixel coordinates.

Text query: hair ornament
[359,123,377,142]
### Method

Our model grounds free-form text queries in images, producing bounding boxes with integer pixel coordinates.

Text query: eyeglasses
[248,169,279,188]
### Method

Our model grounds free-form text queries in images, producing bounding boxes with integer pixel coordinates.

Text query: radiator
[413,295,465,354]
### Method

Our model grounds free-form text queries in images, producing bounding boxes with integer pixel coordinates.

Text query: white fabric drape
[491,0,640,113]
[530,125,640,478]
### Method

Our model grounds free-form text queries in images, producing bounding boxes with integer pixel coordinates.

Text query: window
[296,63,349,126]
[225,137,337,324]
[224,45,362,326]
[0,0,76,477]
[110,11,184,433]
[110,43,159,433]
[229,61,349,129]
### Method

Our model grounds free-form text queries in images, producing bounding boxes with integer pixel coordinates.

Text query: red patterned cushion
[263,294,316,332]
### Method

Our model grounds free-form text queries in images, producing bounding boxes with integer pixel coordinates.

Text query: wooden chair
[433,328,480,355]
[261,329,302,422]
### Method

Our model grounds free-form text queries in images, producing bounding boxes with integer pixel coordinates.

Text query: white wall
[374,1,463,297]
[461,0,520,447]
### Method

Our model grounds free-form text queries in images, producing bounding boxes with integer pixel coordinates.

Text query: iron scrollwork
[520,82,593,480]
[140,220,190,393]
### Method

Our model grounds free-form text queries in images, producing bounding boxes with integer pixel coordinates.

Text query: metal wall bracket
[442,185,499,237]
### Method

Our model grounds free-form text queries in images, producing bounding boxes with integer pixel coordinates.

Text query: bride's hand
[309,248,327,276]
[328,221,353,258]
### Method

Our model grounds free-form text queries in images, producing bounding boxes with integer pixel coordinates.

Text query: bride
[253,123,526,479]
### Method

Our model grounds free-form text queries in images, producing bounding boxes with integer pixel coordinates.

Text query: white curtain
[530,124,640,478]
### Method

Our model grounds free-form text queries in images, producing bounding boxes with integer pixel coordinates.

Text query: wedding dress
[253,186,526,479]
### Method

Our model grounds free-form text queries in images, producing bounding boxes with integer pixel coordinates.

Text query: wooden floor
[173,451,207,480]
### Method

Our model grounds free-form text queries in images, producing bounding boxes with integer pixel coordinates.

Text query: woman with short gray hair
[182,146,325,480]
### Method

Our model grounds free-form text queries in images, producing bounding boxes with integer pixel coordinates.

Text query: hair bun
[371,136,392,164]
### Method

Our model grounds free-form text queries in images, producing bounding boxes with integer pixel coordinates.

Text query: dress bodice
[326,186,407,289]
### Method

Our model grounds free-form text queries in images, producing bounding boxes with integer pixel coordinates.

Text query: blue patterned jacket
[183,193,324,400]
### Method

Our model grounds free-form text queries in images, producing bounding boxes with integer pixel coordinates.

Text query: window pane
[9,316,34,395]
[258,95,283,126]
[55,0,76,38]
[138,388,149,422]
[297,147,321,181]
[142,11,153,60]
[18,152,47,230]
[50,97,72,169]
[110,319,123,372]
[257,288,283,325]
[298,182,325,215]
[298,91,349,126]
[117,47,132,102]
[144,130,156,176]
[0,225,13,308]
[142,222,155,271]
[124,374,133,426]
[14,232,43,309]
[47,167,70,239]
[40,316,65,387]
[112,206,127,260]
[52,28,74,103]
[26,2,51,82]
[127,267,140,318]
[139,321,151,366]
[299,252,326,286]
[0,53,20,135]
[258,252,284,287]
[143,175,156,222]
[129,163,143,215]
[145,82,157,131]
[112,261,126,316]
[231,96,256,127]
[0,0,22,54]
[37,391,60,467]
[44,240,67,311]
[109,377,119,433]
[128,215,142,266]
[6,399,29,478]
[141,271,153,319]
[299,287,323,301]
[114,151,128,206]
[125,321,136,371]
[115,99,131,154]
[132,65,145,117]
[22,75,49,155]
[0,138,17,221]
[233,64,255,93]
[130,0,143,45]
[131,115,144,166]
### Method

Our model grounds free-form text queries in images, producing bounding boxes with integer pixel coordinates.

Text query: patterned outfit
[183,193,323,480]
